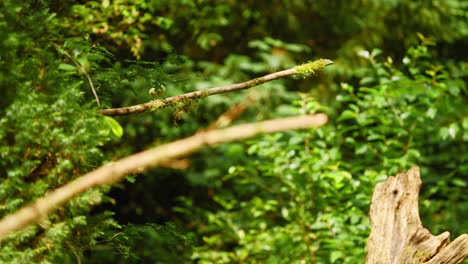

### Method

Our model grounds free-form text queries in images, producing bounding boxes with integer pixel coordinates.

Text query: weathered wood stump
[366,167,468,264]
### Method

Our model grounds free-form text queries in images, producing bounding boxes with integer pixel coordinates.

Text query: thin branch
[67,241,82,264]
[0,114,328,240]
[57,45,101,106]
[66,53,101,106]
[99,59,333,116]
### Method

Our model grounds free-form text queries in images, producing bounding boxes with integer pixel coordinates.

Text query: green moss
[150,100,167,111]
[413,248,427,261]
[200,89,210,98]
[295,59,333,75]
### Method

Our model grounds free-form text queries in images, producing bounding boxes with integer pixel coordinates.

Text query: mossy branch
[99,59,333,116]
[0,114,327,239]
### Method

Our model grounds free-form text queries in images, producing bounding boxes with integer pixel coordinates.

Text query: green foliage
[183,43,467,263]
[0,0,466,263]
[0,87,122,262]
[87,222,193,263]
[0,0,121,262]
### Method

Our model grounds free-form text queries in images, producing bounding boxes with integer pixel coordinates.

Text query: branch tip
[295,59,334,75]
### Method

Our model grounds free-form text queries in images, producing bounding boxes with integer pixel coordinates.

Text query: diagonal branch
[0,114,328,240]
[99,59,333,116]
[60,48,101,106]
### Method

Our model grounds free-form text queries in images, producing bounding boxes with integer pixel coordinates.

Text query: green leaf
[86,53,106,61]
[126,175,136,183]
[58,63,77,71]
[448,123,459,139]
[155,16,174,30]
[452,178,466,187]
[104,116,123,138]
[360,76,375,85]
[338,110,357,121]
[330,251,343,263]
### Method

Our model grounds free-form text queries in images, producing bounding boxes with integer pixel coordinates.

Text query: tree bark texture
[366,167,467,264]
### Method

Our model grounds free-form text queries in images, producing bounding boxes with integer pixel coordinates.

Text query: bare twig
[0,114,328,239]
[65,53,100,106]
[99,59,333,116]
[56,45,101,106]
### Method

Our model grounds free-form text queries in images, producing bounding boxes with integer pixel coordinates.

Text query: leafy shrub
[185,42,467,263]
[0,0,466,262]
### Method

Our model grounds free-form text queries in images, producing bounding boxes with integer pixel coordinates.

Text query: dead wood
[366,167,468,264]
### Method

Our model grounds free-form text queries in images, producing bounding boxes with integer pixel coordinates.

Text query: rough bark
[366,167,468,264]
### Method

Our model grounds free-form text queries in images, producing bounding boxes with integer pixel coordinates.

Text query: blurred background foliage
[0,0,467,263]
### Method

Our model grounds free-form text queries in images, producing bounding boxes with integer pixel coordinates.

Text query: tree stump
[365,167,468,264]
